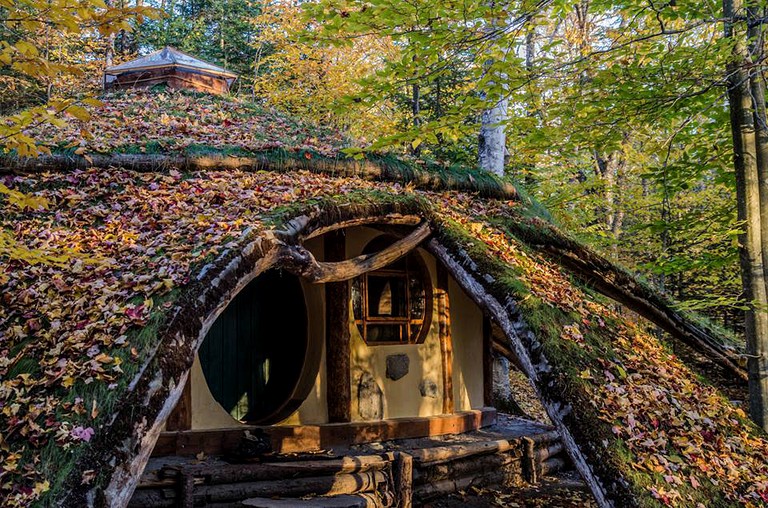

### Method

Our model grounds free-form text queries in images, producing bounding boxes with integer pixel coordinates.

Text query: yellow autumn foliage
[252,0,403,143]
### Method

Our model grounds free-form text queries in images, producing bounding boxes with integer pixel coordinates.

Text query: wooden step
[241,493,381,507]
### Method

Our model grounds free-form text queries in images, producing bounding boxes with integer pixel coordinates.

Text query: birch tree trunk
[724,0,768,429]
[478,2,508,176]
[478,98,508,176]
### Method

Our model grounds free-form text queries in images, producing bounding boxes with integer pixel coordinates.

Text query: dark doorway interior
[199,269,308,424]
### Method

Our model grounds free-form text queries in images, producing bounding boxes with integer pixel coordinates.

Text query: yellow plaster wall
[449,277,485,411]
[278,237,327,424]
[190,355,242,429]
[346,228,442,419]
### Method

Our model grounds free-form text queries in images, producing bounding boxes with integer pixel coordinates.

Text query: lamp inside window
[352,235,433,345]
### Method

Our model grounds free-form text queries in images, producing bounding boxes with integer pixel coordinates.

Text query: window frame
[353,239,433,346]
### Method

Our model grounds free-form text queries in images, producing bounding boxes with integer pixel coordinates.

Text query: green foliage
[301,0,745,331]
[136,0,263,88]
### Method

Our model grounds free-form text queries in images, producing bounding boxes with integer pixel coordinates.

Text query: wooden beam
[391,452,413,508]
[165,377,192,431]
[325,231,351,423]
[152,409,498,457]
[300,215,422,241]
[437,265,454,414]
[281,223,431,283]
[483,316,494,407]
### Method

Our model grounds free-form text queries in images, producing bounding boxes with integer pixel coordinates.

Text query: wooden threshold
[153,408,497,457]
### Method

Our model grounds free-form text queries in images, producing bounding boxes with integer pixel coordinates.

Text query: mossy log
[240,493,383,507]
[147,455,389,486]
[0,152,519,199]
[514,221,747,381]
[413,452,524,486]
[409,439,516,467]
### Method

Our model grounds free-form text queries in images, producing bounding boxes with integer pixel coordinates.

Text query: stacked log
[411,432,565,503]
[129,456,391,507]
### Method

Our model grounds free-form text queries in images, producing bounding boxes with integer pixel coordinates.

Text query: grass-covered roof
[1,90,766,507]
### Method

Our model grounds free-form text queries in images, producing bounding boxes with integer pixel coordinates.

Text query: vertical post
[179,472,195,507]
[166,376,191,431]
[437,265,454,414]
[483,316,494,407]
[325,231,351,422]
[391,451,413,508]
[521,436,538,484]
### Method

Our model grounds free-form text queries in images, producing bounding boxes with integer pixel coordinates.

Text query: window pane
[352,277,363,320]
[367,324,406,343]
[409,275,425,319]
[368,275,407,317]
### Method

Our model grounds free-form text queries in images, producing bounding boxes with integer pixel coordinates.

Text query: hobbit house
[1,90,767,508]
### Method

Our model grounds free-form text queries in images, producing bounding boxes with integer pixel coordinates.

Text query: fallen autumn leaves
[2,91,768,507]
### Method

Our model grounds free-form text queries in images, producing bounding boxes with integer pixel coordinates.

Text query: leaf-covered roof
[1,91,766,507]
[33,89,347,158]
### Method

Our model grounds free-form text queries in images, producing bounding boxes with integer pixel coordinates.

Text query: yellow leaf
[68,105,90,122]
[32,480,49,495]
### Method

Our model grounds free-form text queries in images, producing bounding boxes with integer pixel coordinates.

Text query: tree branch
[279,222,431,283]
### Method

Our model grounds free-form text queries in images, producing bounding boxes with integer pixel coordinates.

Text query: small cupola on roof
[103,46,238,95]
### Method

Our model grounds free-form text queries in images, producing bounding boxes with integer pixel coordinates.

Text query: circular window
[352,235,433,345]
[198,269,317,424]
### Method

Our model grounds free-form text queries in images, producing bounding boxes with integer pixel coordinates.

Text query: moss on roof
[1,91,765,507]
[35,88,347,158]
[1,166,766,507]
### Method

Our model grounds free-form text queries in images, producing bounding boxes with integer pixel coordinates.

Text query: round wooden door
[199,269,314,424]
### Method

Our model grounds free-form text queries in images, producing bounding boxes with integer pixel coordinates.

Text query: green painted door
[199,269,308,424]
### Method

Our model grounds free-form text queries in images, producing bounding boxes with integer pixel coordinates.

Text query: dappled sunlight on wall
[449,277,484,411]
[190,356,242,429]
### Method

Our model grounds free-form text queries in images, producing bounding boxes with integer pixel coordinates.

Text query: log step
[128,471,386,507]
[241,493,381,507]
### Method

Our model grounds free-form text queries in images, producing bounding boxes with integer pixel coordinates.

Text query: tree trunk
[104,0,115,68]
[412,83,421,156]
[724,0,768,429]
[478,4,508,176]
[478,99,508,176]
[522,19,538,185]
[746,0,768,428]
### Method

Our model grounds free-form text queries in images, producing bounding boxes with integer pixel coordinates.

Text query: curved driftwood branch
[280,222,432,283]
[301,214,423,241]
[425,239,613,508]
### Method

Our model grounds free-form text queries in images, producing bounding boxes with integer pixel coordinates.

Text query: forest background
[1,0,746,338]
